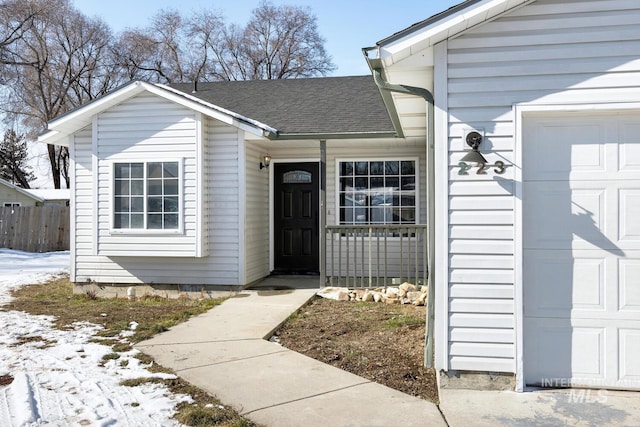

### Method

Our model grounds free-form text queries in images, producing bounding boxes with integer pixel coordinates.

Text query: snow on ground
[0,249,189,426]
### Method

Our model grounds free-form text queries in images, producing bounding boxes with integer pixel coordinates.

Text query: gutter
[363,49,436,369]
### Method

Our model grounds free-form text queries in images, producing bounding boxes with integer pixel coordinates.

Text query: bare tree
[113,1,335,83]
[240,2,335,80]
[0,0,120,188]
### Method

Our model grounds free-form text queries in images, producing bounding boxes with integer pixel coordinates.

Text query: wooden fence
[0,205,70,252]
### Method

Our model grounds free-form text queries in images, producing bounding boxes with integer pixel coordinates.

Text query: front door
[274,162,319,274]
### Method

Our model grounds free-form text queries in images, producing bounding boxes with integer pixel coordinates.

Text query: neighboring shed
[0,178,42,207]
[367,0,640,391]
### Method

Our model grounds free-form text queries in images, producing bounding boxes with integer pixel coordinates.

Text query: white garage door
[523,112,640,389]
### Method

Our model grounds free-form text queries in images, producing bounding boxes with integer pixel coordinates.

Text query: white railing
[324,224,428,288]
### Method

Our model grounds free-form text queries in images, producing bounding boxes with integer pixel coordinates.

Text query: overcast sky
[73,0,462,76]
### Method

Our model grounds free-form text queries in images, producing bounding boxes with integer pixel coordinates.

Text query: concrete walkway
[135,277,445,426]
[136,277,640,426]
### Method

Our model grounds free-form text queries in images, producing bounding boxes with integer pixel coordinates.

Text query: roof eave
[0,179,44,202]
[37,81,275,147]
[267,131,398,141]
[375,0,534,67]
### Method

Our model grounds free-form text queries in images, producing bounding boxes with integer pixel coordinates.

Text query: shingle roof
[169,75,396,138]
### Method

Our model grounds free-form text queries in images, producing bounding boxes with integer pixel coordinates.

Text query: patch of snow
[0,249,190,426]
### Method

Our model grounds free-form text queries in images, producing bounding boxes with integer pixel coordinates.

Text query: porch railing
[324,224,428,288]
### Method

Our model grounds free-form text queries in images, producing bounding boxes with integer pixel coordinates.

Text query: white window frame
[335,157,419,227]
[109,159,184,234]
[3,202,21,207]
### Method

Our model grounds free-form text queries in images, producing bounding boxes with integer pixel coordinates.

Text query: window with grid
[338,160,416,224]
[113,161,180,230]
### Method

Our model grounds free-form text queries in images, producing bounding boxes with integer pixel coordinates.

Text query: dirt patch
[0,375,13,386]
[276,296,439,403]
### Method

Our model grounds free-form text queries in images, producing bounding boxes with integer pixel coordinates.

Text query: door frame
[269,158,320,273]
[514,101,640,392]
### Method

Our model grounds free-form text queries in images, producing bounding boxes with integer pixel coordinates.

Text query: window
[338,160,416,224]
[113,161,180,230]
[3,202,21,207]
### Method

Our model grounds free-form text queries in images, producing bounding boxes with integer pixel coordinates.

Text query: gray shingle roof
[169,75,396,138]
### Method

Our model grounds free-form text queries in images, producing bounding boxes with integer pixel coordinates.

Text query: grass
[5,275,259,426]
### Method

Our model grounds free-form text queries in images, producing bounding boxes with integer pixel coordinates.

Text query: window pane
[114,213,128,228]
[115,164,129,179]
[164,162,179,178]
[115,197,129,212]
[340,177,353,191]
[385,177,399,189]
[164,196,179,213]
[148,196,162,212]
[131,196,144,212]
[130,163,144,178]
[131,214,144,228]
[148,180,162,195]
[341,162,353,176]
[385,161,399,175]
[147,214,162,229]
[164,214,179,229]
[401,176,415,190]
[370,177,384,190]
[401,161,415,175]
[148,162,162,178]
[164,179,178,195]
[370,161,384,175]
[355,162,368,175]
[115,180,129,196]
[355,177,368,190]
[131,179,144,195]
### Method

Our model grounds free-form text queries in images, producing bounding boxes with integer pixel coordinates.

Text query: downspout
[363,50,436,369]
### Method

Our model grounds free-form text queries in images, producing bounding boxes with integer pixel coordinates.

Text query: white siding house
[40,77,426,294]
[367,0,640,391]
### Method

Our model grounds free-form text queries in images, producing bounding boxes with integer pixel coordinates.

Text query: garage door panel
[524,183,614,250]
[619,329,640,383]
[524,319,605,385]
[524,250,605,317]
[619,189,640,243]
[523,122,606,181]
[619,258,640,312]
[619,121,640,175]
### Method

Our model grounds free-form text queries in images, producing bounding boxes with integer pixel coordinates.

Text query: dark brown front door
[274,162,319,274]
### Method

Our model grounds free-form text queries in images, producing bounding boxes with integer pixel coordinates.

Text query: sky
[73,0,462,76]
[0,249,189,426]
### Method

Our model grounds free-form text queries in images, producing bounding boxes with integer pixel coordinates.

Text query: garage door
[523,112,640,389]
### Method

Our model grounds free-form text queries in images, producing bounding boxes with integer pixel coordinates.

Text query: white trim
[238,130,247,285]
[92,116,99,257]
[195,112,204,258]
[513,100,640,391]
[433,40,450,372]
[69,133,76,282]
[269,158,320,273]
[513,104,525,392]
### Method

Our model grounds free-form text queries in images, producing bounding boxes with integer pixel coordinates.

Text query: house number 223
[457,161,508,175]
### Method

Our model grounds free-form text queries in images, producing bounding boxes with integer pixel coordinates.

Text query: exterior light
[460,130,488,164]
[260,154,271,170]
